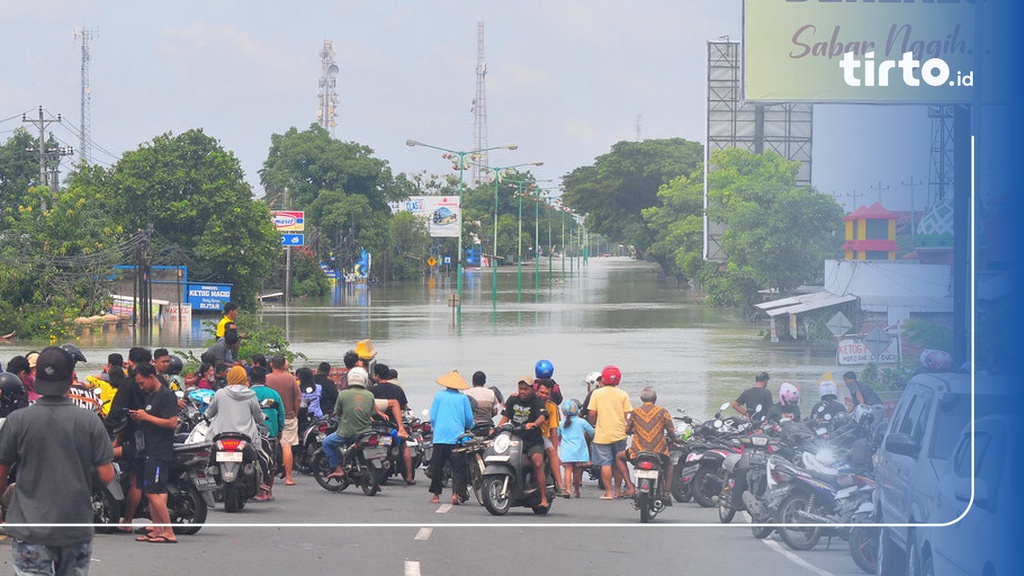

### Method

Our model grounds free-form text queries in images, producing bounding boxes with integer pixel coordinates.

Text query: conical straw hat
[436,370,470,390]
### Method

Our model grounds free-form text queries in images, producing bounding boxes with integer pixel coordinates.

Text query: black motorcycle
[311,429,389,496]
[631,451,670,523]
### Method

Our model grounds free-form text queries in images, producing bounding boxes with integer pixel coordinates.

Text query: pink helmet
[778,382,800,406]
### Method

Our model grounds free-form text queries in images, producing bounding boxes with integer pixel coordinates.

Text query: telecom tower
[470,21,488,187]
[74,27,96,164]
[317,40,340,137]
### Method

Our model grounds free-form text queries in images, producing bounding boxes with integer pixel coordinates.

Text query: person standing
[587,365,634,500]
[246,366,282,502]
[127,362,179,544]
[464,370,499,429]
[558,399,593,498]
[427,370,474,505]
[315,362,338,416]
[265,355,301,486]
[215,302,247,339]
[0,346,115,575]
[731,371,773,424]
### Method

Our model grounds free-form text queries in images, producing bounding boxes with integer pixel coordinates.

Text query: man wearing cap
[497,376,550,509]
[428,371,475,504]
[0,346,115,573]
[322,367,383,480]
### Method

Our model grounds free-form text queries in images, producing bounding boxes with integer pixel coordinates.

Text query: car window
[898,390,931,443]
[952,431,971,478]
[889,387,915,434]
[929,392,967,459]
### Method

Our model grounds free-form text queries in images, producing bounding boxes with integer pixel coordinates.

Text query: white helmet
[819,380,839,399]
[778,382,800,406]
[584,371,602,389]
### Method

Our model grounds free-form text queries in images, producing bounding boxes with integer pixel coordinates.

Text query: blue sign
[187,283,232,311]
[281,233,305,246]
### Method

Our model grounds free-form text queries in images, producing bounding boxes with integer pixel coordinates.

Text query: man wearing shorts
[129,362,179,543]
[497,376,549,509]
[266,355,302,486]
[587,365,634,500]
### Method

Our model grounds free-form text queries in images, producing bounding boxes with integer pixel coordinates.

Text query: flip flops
[598,495,614,500]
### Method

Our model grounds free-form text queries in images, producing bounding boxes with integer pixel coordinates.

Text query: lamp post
[406,139,517,324]
[482,161,543,311]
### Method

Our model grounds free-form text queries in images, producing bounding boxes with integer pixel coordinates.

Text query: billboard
[744,0,977,102]
[187,283,232,312]
[392,196,461,238]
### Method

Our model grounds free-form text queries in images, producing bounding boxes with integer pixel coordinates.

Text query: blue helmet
[561,398,581,417]
[535,359,554,379]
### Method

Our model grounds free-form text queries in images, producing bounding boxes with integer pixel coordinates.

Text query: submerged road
[1,475,869,575]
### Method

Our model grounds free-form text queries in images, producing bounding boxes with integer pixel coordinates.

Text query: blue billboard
[187,283,232,311]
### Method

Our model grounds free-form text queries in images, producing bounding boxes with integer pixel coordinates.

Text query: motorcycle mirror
[719,402,731,411]
[422,408,430,417]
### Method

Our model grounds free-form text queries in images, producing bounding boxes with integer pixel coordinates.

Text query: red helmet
[601,365,622,386]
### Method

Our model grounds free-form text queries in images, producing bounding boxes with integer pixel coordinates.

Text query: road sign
[427,256,437,267]
[272,211,305,231]
[826,311,853,338]
[443,256,451,265]
[281,233,304,246]
[863,326,892,359]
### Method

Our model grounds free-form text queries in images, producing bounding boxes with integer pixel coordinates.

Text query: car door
[876,384,931,544]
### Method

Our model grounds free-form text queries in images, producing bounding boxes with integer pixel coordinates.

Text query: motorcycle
[311,428,390,496]
[684,403,750,508]
[716,432,778,539]
[451,428,494,505]
[479,423,556,516]
[631,451,670,523]
[93,440,215,534]
[295,414,334,475]
[208,432,262,512]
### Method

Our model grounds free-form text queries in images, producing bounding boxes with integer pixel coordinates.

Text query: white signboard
[837,338,899,366]
[392,196,461,238]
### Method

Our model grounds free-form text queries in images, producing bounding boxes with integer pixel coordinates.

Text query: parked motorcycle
[311,428,390,496]
[479,423,556,516]
[631,451,670,523]
[716,432,777,539]
[93,440,214,534]
[684,403,750,507]
[208,432,262,512]
[294,415,334,475]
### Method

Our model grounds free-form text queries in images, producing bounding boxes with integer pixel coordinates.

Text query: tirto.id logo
[839,51,973,88]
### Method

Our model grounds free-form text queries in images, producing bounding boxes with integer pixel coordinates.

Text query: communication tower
[470,22,488,187]
[317,40,340,137]
[74,27,97,163]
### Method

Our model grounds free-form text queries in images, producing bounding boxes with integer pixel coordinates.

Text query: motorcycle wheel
[751,525,774,539]
[638,492,652,523]
[718,501,736,523]
[91,487,121,534]
[296,437,319,475]
[776,492,822,551]
[360,467,380,496]
[223,482,241,513]
[169,484,208,535]
[311,450,347,492]
[481,475,511,516]
[691,466,722,508]
[849,525,880,574]
[671,468,692,503]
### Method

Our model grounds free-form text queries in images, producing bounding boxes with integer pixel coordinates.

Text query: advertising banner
[271,210,305,231]
[187,283,232,312]
[836,337,899,365]
[745,0,978,102]
[393,196,461,238]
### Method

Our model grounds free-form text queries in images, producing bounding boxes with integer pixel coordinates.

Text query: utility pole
[833,189,862,213]
[902,176,923,244]
[22,106,65,193]
[870,181,890,204]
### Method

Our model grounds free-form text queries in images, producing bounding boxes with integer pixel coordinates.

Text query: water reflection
[60,258,843,421]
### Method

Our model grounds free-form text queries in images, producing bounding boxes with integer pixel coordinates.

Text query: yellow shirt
[85,375,117,416]
[540,400,560,439]
[589,385,633,444]
[215,315,232,338]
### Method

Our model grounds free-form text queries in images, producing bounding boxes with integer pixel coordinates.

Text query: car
[923,415,1018,576]
[874,372,1013,576]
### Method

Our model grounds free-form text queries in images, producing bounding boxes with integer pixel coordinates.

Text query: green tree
[96,129,280,306]
[642,171,705,282]
[561,138,703,256]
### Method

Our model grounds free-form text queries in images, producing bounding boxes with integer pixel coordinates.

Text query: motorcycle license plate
[194,476,217,491]
[363,447,386,459]
[215,451,244,462]
[634,470,659,480]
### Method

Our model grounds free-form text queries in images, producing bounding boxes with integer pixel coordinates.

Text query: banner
[392,196,461,238]
[744,0,978,102]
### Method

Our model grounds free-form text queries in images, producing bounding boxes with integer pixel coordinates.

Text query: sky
[0,0,933,213]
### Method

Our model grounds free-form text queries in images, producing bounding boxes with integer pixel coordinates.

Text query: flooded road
[67,257,843,419]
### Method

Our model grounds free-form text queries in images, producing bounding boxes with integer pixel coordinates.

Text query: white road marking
[404,560,421,576]
[761,539,835,576]
[435,504,452,514]
[414,527,432,540]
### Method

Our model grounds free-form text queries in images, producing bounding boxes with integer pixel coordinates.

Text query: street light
[482,161,543,311]
[406,139,517,324]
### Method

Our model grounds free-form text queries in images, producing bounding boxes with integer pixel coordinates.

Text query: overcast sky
[0,0,932,212]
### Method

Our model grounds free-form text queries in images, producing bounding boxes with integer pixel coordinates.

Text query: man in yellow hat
[428,371,474,505]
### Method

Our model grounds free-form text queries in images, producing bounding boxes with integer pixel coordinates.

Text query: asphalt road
[0,474,871,576]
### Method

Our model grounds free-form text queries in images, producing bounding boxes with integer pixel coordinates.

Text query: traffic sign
[427,256,437,267]
[281,233,304,246]
[826,311,853,338]
[863,326,892,359]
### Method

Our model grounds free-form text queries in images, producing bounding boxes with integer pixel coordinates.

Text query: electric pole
[870,181,890,204]
[22,106,72,197]
[902,176,923,244]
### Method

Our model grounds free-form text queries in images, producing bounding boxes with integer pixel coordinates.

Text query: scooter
[208,432,262,512]
[479,423,556,516]
[631,451,670,523]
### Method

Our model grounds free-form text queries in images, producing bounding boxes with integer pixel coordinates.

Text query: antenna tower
[74,27,97,163]
[470,21,488,187]
[317,40,340,137]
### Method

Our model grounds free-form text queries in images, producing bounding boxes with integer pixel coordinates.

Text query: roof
[755,290,858,317]
[844,202,897,221]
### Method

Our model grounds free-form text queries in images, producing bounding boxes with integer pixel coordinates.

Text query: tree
[96,129,280,306]
[561,138,703,256]
[642,171,705,283]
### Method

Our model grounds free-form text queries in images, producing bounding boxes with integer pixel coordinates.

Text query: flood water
[61,257,844,420]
